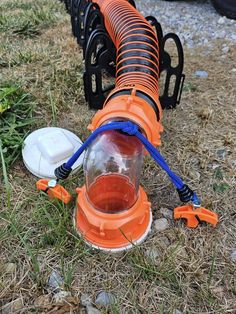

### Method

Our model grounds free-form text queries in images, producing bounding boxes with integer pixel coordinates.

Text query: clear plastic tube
[84,122,143,213]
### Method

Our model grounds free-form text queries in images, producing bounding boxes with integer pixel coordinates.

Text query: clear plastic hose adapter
[84,128,143,214]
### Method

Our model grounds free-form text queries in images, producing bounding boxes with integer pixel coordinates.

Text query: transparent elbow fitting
[83,122,144,214]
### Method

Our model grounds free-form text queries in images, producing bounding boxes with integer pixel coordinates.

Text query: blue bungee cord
[54,121,200,206]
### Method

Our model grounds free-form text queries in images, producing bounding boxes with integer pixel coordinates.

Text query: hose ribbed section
[93,0,159,97]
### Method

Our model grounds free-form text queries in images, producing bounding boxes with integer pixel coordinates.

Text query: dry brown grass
[0,1,236,313]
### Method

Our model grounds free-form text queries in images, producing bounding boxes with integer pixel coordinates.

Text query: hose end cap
[54,163,72,180]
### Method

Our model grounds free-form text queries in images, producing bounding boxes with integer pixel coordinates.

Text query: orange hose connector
[75,184,152,250]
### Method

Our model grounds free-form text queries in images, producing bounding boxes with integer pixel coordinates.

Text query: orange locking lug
[36,179,72,204]
[174,205,218,228]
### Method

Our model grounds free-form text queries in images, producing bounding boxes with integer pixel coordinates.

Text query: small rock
[48,270,64,293]
[5,263,16,274]
[86,305,101,314]
[95,291,116,306]
[231,160,236,167]
[222,46,229,54]
[212,163,220,170]
[34,295,51,308]
[53,291,72,304]
[81,293,92,307]
[218,17,225,24]
[153,218,169,231]
[231,250,236,262]
[219,31,227,40]
[231,34,236,41]
[160,208,173,219]
[194,70,208,78]
[216,148,226,159]
[229,68,236,75]
[144,247,160,261]
[2,298,24,314]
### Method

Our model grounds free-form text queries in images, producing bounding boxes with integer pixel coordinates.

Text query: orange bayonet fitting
[36,179,72,204]
[174,205,218,228]
[74,185,152,251]
[88,86,163,147]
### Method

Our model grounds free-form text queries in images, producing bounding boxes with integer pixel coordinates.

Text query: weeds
[49,88,58,126]
[8,214,41,283]
[0,1,65,37]
[0,84,35,168]
[12,21,41,38]
[0,203,42,286]
[213,167,230,193]
[129,242,182,295]
[61,261,74,290]
[0,141,11,208]
[0,45,49,69]
[183,82,198,92]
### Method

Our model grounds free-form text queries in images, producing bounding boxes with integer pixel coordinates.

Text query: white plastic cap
[22,127,84,178]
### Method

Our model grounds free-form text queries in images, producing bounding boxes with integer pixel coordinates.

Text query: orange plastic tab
[36,179,71,204]
[174,205,218,228]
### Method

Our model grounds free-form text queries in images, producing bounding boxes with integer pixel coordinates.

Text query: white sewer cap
[22,127,84,178]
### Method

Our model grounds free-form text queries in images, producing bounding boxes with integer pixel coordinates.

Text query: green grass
[49,88,58,126]
[0,1,41,11]
[130,242,183,293]
[0,198,41,283]
[0,84,35,168]
[213,167,230,193]
[0,42,60,69]
[12,21,41,38]
[0,190,90,288]
[0,1,65,37]
[183,81,198,92]
[0,140,11,208]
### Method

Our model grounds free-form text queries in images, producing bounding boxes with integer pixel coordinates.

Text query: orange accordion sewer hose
[89,0,163,146]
